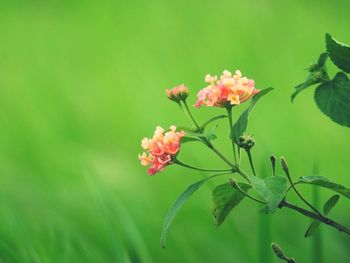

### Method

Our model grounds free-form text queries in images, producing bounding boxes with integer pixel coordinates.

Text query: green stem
[312,186,322,263]
[180,102,239,171]
[283,167,323,217]
[279,200,350,236]
[205,141,236,167]
[238,147,241,165]
[245,149,256,176]
[182,101,202,131]
[174,159,233,172]
[179,102,252,183]
[236,168,251,183]
[226,107,238,165]
[179,103,197,130]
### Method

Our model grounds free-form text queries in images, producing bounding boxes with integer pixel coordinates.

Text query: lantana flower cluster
[139,69,260,175]
[166,84,189,102]
[139,126,185,175]
[195,70,259,108]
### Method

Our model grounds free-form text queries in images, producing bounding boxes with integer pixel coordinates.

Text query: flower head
[236,134,255,150]
[166,84,189,103]
[139,125,185,175]
[194,70,260,108]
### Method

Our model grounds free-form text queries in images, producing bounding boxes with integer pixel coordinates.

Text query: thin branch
[279,199,350,236]
[174,159,233,172]
[245,149,256,176]
[281,158,323,217]
[226,107,238,165]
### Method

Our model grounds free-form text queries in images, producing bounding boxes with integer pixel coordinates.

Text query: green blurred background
[0,0,349,262]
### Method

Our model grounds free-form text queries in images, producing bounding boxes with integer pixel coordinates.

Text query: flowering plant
[139,34,350,261]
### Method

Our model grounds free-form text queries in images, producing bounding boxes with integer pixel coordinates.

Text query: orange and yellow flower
[139,125,185,175]
[194,70,260,108]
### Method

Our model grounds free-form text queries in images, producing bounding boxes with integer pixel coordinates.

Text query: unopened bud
[271,243,285,259]
[270,155,276,164]
[230,178,237,188]
[280,157,289,174]
[236,134,255,150]
[270,155,276,176]
[271,243,296,263]
[166,84,189,103]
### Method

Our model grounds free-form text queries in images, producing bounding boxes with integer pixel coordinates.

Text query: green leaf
[212,182,251,226]
[326,33,350,73]
[160,173,224,248]
[232,87,273,140]
[249,176,288,214]
[314,72,350,127]
[201,115,227,130]
[304,194,340,238]
[181,136,202,144]
[291,53,329,102]
[204,124,218,141]
[323,194,340,215]
[184,125,218,143]
[305,221,321,238]
[297,176,350,199]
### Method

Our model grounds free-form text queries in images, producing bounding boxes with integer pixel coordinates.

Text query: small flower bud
[270,155,276,164]
[270,155,276,176]
[236,134,255,150]
[271,243,296,263]
[280,157,289,175]
[166,84,189,103]
[271,243,286,259]
[230,178,237,188]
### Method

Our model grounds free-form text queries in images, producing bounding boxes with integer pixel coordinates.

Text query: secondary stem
[179,101,252,183]
[179,103,197,130]
[180,101,241,174]
[282,165,323,217]
[236,167,251,183]
[279,199,350,236]
[182,101,202,131]
[174,159,233,172]
[246,149,256,176]
[226,107,238,165]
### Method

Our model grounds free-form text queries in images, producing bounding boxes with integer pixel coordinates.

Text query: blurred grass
[0,0,350,262]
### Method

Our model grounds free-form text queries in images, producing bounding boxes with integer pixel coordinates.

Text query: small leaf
[212,182,251,226]
[201,115,227,130]
[160,173,224,248]
[181,136,202,144]
[232,87,273,140]
[305,221,321,238]
[291,53,329,102]
[185,126,218,143]
[314,72,350,127]
[323,194,340,215]
[326,33,350,73]
[249,176,288,214]
[297,176,350,199]
[204,124,218,141]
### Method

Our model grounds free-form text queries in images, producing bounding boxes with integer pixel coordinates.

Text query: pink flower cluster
[139,126,185,175]
[194,70,260,108]
[166,84,189,102]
